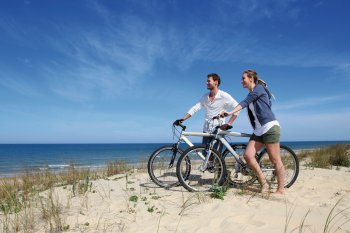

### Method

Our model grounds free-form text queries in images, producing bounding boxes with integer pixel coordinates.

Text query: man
[174,73,239,146]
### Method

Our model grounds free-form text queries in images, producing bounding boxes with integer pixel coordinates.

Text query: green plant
[210,185,228,200]
[0,192,23,214]
[106,161,130,176]
[147,206,155,213]
[39,189,65,232]
[151,195,161,200]
[129,195,138,202]
[302,144,350,169]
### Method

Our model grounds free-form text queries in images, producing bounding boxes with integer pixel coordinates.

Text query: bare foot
[273,189,285,195]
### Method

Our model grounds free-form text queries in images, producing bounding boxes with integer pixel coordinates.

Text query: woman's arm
[222,104,243,117]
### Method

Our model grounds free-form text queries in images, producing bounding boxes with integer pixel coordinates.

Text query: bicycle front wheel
[148,145,185,188]
[176,145,226,192]
[257,145,299,188]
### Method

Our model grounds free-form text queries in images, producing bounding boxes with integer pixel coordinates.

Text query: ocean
[0,141,349,177]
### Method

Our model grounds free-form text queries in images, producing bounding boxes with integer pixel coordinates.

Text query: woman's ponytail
[257,78,267,88]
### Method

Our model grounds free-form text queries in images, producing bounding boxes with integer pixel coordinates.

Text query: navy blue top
[239,83,276,129]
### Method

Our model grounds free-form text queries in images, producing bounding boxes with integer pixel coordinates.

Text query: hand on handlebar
[173,119,184,126]
[212,112,228,120]
[220,124,232,130]
[219,111,230,118]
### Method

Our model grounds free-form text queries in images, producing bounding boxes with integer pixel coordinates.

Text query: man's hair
[207,73,221,86]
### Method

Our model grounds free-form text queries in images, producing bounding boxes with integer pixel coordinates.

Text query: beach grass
[283,197,350,233]
[0,160,135,232]
[1,145,350,232]
[297,144,350,169]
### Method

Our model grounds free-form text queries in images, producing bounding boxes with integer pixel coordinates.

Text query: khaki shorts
[250,125,280,144]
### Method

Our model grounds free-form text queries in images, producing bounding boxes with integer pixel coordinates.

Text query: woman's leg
[266,143,285,194]
[244,140,267,192]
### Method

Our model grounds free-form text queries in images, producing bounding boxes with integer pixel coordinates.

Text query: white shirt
[248,102,280,136]
[187,90,239,132]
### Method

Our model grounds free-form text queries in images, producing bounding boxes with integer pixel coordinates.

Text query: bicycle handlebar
[173,121,186,130]
[212,113,225,120]
[214,124,233,131]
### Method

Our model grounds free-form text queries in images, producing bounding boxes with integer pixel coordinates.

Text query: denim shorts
[250,125,280,144]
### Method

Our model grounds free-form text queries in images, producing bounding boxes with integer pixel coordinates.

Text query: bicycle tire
[176,144,226,192]
[222,144,257,186]
[148,145,185,188]
[257,145,299,188]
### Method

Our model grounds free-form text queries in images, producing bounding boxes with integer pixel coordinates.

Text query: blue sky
[1,0,349,143]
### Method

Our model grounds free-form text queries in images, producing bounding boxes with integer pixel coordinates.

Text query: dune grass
[0,160,134,232]
[297,144,350,169]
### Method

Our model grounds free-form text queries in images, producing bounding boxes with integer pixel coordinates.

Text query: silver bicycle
[176,117,299,192]
[147,122,249,189]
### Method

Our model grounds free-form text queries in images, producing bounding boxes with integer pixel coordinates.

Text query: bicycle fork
[199,140,217,172]
[168,142,181,169]
[199,151,212,172]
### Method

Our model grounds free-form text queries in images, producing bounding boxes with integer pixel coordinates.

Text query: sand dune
[1,166,350,232]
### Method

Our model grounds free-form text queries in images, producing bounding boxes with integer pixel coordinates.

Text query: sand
[1,166,350,232]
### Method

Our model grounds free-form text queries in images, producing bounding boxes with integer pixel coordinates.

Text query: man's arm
[187,100,202,117]
[181,113,191,121]
[174,98,203,125]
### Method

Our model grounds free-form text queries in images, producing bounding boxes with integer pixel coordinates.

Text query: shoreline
[1,142,349,178]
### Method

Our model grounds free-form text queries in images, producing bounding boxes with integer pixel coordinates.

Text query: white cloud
[34,12,165,101]
[2,0,349,103]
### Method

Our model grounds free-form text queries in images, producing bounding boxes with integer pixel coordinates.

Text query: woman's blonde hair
[243,69,267,87]
[243,69,274,99]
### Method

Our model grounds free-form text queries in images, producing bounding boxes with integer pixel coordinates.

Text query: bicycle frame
[182,130,251,171]
[175,121,299,190]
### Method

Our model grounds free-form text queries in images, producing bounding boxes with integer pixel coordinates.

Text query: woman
[222,70,285,194]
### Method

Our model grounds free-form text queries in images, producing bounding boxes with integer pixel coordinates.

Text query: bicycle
[176,117,299,192]
[147,122,247,189]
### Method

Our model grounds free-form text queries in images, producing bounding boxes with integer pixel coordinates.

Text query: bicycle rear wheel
[222,144,257,186]
[176,145,226,192]
[148,146,187,188]
[257,145,299,188]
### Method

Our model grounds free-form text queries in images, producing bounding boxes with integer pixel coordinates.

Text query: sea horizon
[1,139,350,144]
